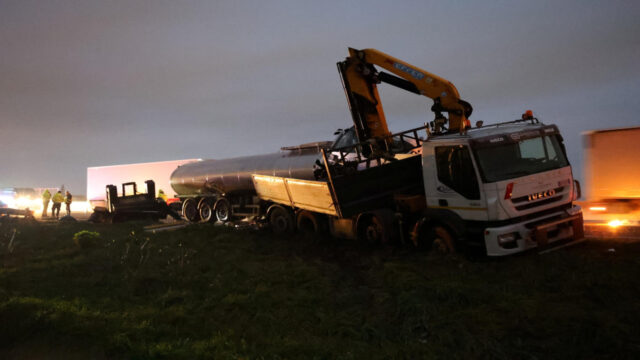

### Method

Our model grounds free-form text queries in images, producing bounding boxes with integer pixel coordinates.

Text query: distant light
[589,206,607,212]
[608,219,628,228]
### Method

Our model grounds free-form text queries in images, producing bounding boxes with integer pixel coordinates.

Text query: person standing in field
[41,189,51,217]
[65,191,73,216]
[51,190,64,219]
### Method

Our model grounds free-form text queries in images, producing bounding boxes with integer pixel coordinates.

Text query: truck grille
[514,195,563,211]
[511,187,565,211]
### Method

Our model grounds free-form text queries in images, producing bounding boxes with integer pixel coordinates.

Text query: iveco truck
[171,48,584,256]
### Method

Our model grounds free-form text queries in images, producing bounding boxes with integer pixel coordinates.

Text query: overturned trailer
[90,180,181,223]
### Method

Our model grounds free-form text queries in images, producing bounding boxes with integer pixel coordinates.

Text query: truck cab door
[422,143,488,221]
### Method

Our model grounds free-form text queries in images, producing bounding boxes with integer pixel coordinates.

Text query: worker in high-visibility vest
[41,189,51,217]
[64,191,73,216]
[157,189,168,202]
[51,190,64,219]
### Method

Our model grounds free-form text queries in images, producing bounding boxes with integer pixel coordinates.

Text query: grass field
[0,220,638,359]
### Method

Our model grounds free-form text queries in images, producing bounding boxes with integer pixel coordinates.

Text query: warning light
[522,110,534,120]
[504,182,514,200]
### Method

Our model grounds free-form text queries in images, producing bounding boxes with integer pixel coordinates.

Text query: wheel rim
[299,217,315,233]
[199,203,212,222]
[270,208,290,234]
[183,199,199,222]
[432,237,449,253]
[362,216,383,244]
[216,200,230,222]
[431,227,454,254]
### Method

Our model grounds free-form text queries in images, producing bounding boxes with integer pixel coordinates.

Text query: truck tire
[358,214,385,245]
[88,211,105,223]
[214,198,231,222]
[269,205,294,234]
[427,225,456,254]
[296,210,327,235]
[198,201,214,223]
[182,198,200,223]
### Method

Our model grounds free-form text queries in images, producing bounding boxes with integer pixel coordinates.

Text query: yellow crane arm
[338,47,472,141]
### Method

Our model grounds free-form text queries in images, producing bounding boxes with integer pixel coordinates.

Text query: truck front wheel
[427,225,456,254]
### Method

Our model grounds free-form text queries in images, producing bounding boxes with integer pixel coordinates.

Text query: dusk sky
[1,0,639,193]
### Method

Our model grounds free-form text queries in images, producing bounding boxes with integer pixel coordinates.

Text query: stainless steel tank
[170,142,331,196]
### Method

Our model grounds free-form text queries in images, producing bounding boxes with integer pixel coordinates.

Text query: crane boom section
[338,48,471,141]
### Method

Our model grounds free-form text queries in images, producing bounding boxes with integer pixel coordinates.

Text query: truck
[580,126,640,228]
[170,48,584,256]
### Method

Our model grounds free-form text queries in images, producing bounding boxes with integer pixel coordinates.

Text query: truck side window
[435,146,480,200]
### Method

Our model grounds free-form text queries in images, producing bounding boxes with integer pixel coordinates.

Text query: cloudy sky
[1,0,639,193]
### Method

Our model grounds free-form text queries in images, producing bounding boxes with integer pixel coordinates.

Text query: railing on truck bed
[252,125,426,219]
[327,125,427,171]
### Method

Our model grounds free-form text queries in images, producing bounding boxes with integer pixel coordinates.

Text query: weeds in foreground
[0,222,638,359]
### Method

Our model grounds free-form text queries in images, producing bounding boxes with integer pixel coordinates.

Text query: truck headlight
[497,232,520,246]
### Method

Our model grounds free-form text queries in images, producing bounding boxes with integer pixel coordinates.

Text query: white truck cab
[422,121,584,256]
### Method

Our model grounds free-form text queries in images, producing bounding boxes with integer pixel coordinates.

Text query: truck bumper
[484,206,584,256]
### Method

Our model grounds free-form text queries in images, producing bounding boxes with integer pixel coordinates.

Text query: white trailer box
[582,126,640,225]
[87,159,200,209]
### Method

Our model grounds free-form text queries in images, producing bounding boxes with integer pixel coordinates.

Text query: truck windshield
[473,134,569,182]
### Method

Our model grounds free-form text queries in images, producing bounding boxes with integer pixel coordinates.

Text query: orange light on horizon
[607,219,629,228]
[589,206,607,212]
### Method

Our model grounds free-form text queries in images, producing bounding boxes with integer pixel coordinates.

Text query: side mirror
[333,128,344,135]
[573,179,582,200]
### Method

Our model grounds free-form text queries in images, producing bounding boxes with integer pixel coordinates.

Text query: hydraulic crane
[337,48,473,143]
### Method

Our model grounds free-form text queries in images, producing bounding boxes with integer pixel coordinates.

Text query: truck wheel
[269,206,294,234]
[182,198,200,223]
[358,214,385,245]
[296,210,326,235]
[198,200,214,223]
[214,198,231,222]
[427,225,456,254]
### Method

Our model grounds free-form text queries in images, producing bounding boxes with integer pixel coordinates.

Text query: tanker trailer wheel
[198,198,215,223]
[182,198,200,223]
[269,205,294,234]
[214,198,232,222]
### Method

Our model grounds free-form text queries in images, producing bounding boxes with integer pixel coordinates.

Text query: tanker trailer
[170,141,333,222]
